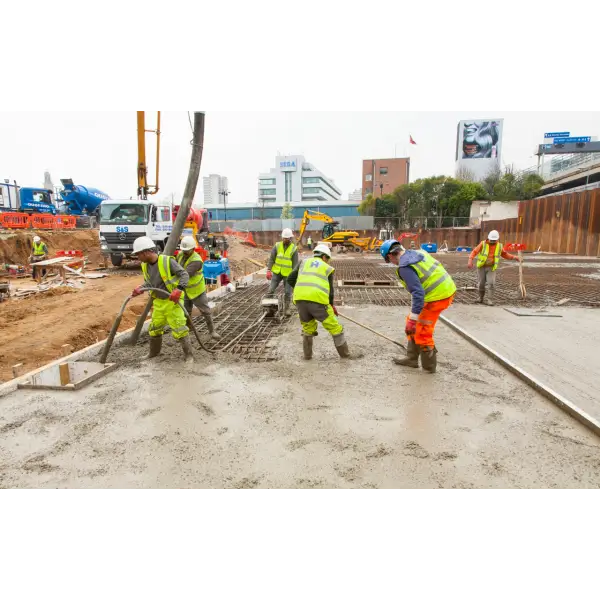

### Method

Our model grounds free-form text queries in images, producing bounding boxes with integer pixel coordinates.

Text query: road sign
[553,136,591,144]
[544,132,570,139]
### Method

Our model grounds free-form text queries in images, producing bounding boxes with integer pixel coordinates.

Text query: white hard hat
[33,235,41,243]
[313,243,332,258]
[131,236,156,255]
[281,228,293,239]
[488,230,500,241]
[180,236,196,251]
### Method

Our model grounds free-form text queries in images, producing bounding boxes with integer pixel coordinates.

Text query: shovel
[338,311,406,351]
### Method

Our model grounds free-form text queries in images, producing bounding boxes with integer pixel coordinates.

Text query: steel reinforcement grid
[191,282,295,361]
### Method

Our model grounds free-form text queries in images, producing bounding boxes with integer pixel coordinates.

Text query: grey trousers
[477,266,496,294]
[184,291,211,317]
[268,272,292,299]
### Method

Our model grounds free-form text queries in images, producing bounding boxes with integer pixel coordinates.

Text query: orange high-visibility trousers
[405,295,454,348]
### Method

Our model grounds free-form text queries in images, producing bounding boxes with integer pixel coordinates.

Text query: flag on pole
[409,135,417,145]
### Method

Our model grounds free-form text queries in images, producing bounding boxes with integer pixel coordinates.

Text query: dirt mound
[225,236,270,277]
[0,230,103,266]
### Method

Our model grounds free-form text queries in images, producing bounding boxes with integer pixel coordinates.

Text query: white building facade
[348,188,362,202]
[258,155,342,205]
[203,174,229,205]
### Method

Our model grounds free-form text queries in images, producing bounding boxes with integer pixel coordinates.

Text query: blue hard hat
[380,239,401,260]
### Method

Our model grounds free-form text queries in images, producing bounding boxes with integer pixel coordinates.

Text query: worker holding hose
[288,243,362,360]
[130,236,194,363]
[177,236,221,340]
[266,228,298,317]
[380,240,456,373]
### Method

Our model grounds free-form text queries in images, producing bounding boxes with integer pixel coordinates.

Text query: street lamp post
[220,188,230,223]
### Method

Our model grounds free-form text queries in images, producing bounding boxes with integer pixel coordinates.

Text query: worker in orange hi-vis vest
[468,230,522,306]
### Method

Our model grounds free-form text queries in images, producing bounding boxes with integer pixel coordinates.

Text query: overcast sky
[1,111,598,204]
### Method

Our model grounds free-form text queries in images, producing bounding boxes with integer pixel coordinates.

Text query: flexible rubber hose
[100,288,215,364]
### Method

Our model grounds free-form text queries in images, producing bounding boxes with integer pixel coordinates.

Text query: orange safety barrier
[56,250,84,258]
[0,212,31,229]
[54,215,77,229]
[30,213,57,229]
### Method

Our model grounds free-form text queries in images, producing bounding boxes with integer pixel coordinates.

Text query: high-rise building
[203,174,229,205]
[362,157,410,199]
[258,155,342,205]
[348,188,362,202]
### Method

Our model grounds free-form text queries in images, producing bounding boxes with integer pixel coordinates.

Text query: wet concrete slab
[1,305,599,488]
[446,305,600,425]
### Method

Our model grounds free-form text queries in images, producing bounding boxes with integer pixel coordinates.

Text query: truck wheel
[110,254,123,267]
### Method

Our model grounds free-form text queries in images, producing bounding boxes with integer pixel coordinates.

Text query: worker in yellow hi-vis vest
[30,235,48,280]
[266,228,298,317]
[288,244,362,360]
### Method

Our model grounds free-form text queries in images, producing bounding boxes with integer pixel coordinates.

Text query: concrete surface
[447,305,600,424]
[1,305,600,489]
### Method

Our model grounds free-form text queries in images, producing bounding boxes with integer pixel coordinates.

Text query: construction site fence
[0,213,77,230]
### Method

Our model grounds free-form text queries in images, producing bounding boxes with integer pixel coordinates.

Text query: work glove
[405,319,417,336]
[169,289,183,303]
[266,270,272,281]
[131,286,144,297]
[332,305,339,316]
[467,259,474,269]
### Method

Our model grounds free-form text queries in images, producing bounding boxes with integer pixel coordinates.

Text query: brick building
[362,157,410,200]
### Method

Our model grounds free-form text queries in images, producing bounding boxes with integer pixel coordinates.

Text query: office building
[362,157,410,199]
[258,155,342,205]
[203,174,229,205]
[348,188,362,202]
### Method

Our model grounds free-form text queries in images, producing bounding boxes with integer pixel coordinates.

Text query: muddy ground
[1,304,599,489]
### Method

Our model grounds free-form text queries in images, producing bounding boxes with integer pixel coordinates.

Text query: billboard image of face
[462,121,500,159]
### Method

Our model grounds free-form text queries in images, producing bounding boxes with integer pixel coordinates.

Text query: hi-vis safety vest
[397,251,456,303]
[177,251,206,300]
[142,255,179,299]
[476,241,502,271]
[33,241,47,256]
[293,257,333,305]
[271,242,296,277]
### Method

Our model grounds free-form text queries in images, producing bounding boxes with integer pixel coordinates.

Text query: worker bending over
[266,228,298,317]
[177,236,221,340]
[380,240,456,373]
[30,235,48,280]
[288,243,361,360]
[468,229,521,306]
[130,236,194,362]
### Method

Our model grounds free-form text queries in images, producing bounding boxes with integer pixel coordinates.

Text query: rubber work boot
[303,335,313,360]
[420,346,438,373]
[179,336,195,364]
[205,315,222,340]
[484,290,494,306]
[335,342,364,360]
[392,339,420,368]
[478,290,485,304]
[147,336,162,359]
[284,296,292,317]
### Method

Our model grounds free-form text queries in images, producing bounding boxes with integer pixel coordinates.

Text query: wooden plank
[59,363,70,386]
[12,363,24,378]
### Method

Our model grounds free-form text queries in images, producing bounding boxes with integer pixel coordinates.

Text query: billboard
[455,119,503,181]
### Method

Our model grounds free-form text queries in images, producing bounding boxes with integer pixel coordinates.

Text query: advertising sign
[455,119,503,181]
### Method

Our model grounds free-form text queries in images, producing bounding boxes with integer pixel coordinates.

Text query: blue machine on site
[203,258,231,284]
[58,178,111,216]
[12,187,57,214]
[421,243,438,253]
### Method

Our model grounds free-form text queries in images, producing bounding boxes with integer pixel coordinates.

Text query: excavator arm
[298,210,335,246]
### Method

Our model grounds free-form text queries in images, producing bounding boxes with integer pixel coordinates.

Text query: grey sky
[1,112,598,204]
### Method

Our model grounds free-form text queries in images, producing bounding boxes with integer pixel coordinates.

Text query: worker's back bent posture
[288,244,361,360]
[468,229,521,306]
[177,236,221,340]
[130,236,194,362]
[30,235,48,280]
[266,228,298,317]
[381,240,456,373]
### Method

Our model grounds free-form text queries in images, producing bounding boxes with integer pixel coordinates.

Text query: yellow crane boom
[137,111,161,199]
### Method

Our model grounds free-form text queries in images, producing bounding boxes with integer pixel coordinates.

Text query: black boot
[147,336,162,359]
[392,339,420,368]
[303,335,313,360]
[420,346,438,373]
[179,336,194,364]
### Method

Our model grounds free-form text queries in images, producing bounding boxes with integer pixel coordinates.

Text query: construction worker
[380,240,456,373]
[306,235,313,251]
[266,228,298,317]
[177,236,221,340]
[130,236,194,362]
[288,243,361,360]
[30,235,48,280]
[468,229,521,306]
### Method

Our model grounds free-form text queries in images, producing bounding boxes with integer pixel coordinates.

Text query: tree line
[358,166,544,228]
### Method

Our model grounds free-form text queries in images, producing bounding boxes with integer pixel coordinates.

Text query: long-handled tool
[518,250,526,299]
[338,311,406,351]
[100,288,215,364]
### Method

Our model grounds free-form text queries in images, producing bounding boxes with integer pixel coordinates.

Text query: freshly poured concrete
[447,305,600,424]
[1,305,599,488]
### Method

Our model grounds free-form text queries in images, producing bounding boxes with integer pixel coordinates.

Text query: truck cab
[99,199,173,266]
[14,188,56,214]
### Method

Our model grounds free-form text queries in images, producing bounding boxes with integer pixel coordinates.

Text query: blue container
[456,246,472,253]
[420,243,437,253]
[203,258,231,283]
